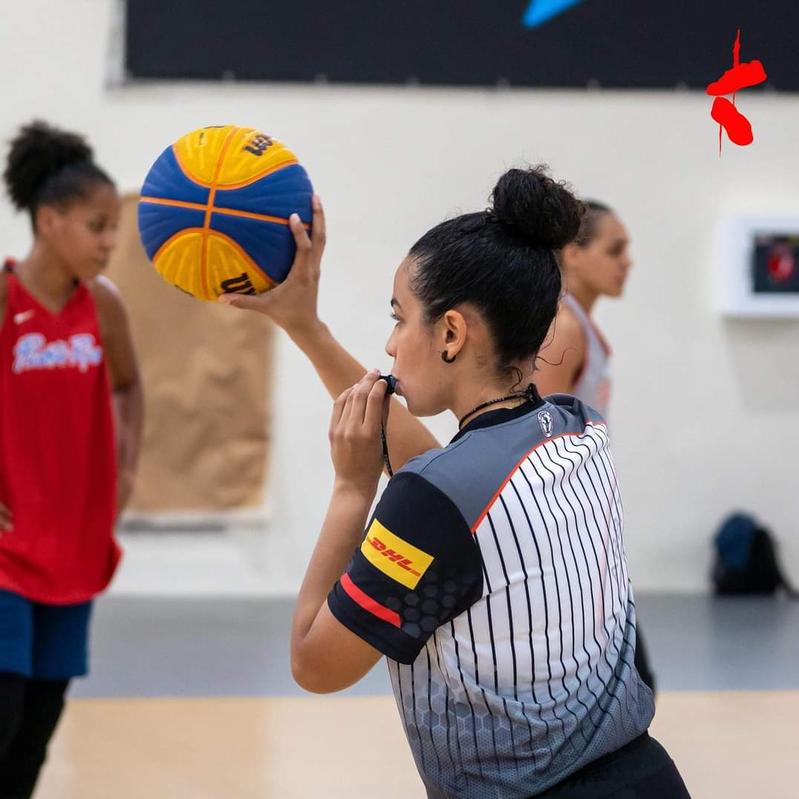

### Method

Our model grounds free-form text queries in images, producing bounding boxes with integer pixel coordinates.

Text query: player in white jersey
[222,172,687,797]
[536,201,629,420]
[536,202,657,696]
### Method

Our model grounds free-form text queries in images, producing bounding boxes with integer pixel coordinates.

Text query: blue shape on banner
[523,0,584,28]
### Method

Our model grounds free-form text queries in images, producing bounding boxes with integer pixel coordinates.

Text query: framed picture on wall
[718,215,799,318]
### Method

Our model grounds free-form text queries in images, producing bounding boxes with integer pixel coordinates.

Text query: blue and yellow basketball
[137,125,313,300]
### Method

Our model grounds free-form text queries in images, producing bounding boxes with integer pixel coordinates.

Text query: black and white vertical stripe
[389,422,653,799]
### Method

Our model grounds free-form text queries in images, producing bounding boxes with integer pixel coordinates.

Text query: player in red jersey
[0,121,143,798]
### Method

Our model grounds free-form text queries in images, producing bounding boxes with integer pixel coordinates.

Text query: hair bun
[490,166,583,250]
[4,120,94,211]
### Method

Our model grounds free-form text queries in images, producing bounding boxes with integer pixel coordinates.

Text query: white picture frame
[718,215,799,318]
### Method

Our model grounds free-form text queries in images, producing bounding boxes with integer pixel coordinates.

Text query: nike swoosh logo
[13,310,34,325]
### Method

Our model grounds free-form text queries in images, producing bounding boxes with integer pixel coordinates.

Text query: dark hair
[574,199,613,246]
[408,165,583,379]
[3,120,114,227]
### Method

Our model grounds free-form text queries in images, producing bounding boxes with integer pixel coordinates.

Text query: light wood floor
[36,692,798,798]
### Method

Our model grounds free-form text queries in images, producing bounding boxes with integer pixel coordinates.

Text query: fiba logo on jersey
[538,410,553,437]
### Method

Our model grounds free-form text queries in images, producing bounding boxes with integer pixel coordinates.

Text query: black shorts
[537,733,691,799]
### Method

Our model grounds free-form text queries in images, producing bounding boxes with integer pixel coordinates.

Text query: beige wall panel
[105,196,274,513]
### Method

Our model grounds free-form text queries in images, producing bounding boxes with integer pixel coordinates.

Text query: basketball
[137,125,313,300]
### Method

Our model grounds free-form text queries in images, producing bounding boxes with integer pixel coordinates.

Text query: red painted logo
[706,29,767,153]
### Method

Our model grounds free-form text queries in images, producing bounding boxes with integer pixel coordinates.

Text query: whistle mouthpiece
[379,374,397,395]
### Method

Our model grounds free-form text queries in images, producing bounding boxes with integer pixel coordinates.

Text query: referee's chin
[392,379,448,418]
[401,397,423,418]
[405,397,448,419]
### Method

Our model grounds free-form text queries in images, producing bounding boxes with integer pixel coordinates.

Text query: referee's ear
[439,308,468,360]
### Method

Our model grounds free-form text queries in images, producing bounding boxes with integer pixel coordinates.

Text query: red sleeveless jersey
[0,266,120,603]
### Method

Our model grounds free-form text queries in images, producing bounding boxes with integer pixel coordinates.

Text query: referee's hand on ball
[218,194,325,337]
[329,370,389,497]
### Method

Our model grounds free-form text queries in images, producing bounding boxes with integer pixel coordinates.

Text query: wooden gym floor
[34,595,799,798]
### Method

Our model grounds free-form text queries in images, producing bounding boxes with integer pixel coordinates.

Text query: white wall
[1,1,796,593]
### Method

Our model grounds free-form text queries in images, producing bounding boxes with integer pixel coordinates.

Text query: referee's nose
[385,327,398,358]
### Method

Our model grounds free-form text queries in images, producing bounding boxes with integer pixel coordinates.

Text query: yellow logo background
[360,519,434,589]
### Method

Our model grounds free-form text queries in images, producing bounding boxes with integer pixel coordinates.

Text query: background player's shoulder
[87,275,130,345]
[88,275,126,317]
[92,274,122,298]
[553,300,585,337]
[536,302,587,395]
[557,298,582,327]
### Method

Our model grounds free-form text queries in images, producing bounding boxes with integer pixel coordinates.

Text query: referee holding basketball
[222,168,689,797]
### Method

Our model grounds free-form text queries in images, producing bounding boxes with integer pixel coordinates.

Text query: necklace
[458,384,539,430]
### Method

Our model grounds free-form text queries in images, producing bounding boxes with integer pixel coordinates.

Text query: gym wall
[0,0,795,591]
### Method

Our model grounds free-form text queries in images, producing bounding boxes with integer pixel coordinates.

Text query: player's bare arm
[534,304,586,396]
[0,274,12,532]
[91,277,144,514]
[219,196,440,473]
[290,372,388,693]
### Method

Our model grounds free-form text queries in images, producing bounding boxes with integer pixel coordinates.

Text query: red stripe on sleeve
[340,573,401,628]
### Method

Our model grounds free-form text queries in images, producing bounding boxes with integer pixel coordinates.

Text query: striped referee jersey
[328,388,654,798]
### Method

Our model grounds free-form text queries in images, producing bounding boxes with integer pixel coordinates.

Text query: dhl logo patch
[360,519,433,589]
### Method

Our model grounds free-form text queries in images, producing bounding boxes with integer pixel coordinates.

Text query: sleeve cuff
[327,591,424,665]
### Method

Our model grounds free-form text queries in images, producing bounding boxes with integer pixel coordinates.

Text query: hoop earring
[441,351,457,363]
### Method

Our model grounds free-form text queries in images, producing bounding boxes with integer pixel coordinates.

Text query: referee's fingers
[308,194,326,273]
[364,377,388,434]
[347,370,380,427]
[330,388,352,438]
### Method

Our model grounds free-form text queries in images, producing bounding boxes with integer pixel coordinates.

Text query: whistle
[379,374,397,395]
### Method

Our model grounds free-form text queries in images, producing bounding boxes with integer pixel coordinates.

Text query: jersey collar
[450,384,545,444]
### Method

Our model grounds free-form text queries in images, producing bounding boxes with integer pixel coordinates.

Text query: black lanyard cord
[379,374,397,478]
[381,420,393,477]
[457,384,538,430]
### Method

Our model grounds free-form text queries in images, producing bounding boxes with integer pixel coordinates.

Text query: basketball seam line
[201,127,239,299]
[139,196,311,228]
[211,159,300,190]
[172,141,299,190]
